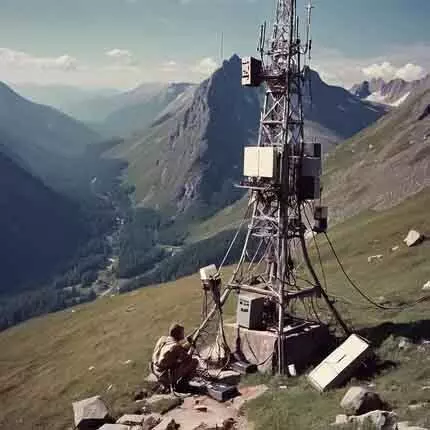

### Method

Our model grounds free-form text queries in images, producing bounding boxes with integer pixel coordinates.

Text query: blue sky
[0,0,429,88]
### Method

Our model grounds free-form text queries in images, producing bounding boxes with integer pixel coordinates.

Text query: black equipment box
[206,383,238,402]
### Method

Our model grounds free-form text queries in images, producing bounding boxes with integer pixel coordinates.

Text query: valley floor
[1,190,430,429]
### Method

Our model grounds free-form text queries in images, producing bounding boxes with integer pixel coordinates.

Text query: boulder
[404,230,424,247]
[368,255,384,263]
[192,425,215,430]
[340,387,384,415]
[73,395,110,430]
[142,414,162,430]
[333,414,349,426]
[145,395,183,415]
[331,414,349,426]
[422,281,430,291]
[117,414,145,425]
[398,337,412,350]
[153,418,180,430]
[349,410,397,430]
[221,418,236,430]
[398,422,429,430]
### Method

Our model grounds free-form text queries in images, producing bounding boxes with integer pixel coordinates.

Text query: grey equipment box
[307,334,372,392]
[206,382,238,402]
[236,293,266,330]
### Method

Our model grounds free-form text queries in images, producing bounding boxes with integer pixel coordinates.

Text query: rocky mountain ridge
[325,84,430,222]
[112,55,386,219]
[350,75,430,107]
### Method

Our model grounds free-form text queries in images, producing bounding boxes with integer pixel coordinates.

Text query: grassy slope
[323,88,430,223]
[186,194,249,243]
[1,190,430,430]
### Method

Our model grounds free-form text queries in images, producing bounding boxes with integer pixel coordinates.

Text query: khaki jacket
[152,336,191,371]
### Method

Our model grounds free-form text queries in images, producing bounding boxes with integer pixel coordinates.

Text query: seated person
[152,323,199,389]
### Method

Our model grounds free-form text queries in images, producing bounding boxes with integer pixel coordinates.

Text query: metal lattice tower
[194,0,349,375]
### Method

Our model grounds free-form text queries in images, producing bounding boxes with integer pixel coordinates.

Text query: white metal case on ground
[307,334,371,392]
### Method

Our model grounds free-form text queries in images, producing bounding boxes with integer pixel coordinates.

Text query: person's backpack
[152,336,177,369]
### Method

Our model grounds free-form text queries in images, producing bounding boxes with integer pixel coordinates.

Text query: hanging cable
[216,203,253,276]
[324,232,430,311]
[303,205,328,292]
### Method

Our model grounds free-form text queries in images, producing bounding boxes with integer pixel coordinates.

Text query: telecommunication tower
[194,0,350,375]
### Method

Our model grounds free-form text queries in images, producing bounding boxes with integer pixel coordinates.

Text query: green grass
[1,190,430,430]
[186,195,249,243]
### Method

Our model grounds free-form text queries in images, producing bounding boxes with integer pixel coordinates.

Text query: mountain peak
[0,81,23,101]
[218,54,241,74]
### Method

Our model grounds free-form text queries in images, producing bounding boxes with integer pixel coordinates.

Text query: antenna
[220,31,224,64]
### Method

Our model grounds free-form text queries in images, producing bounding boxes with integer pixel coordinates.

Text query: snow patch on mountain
[391,92,410,107]
[366,90,410,107]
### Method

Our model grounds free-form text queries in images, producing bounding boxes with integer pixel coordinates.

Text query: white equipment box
[200,264,218,281]
[243,146,278,179]
[307,334,372,392]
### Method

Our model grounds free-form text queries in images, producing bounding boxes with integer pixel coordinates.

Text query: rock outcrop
[340,387,385,415]
[404,230,424,247]
[73,395,110,430]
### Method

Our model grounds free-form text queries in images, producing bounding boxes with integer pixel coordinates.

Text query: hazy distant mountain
[325,84,430,221]
[111,55,386,218]
[350,75,430,107]
[0,82,100,157]
[0,82,106,196]
[66,83,171,123]
[0,148,87,294]
[350,78,385,99]
[99,82,195,137]
[11,83,119,116]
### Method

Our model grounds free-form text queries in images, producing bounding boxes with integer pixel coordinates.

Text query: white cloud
[362,61,426,82]
[161,60,178,73]
[191,57,218,75]
[394,63,426,81]
[105,48,132,60]
[0,47,223,88]
[362,61,396,80]
[312,44,430,88]
[0,48,79,71]
[105,48,137,68]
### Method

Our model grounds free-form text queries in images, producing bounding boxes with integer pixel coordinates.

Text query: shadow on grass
[358,319,430,347]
